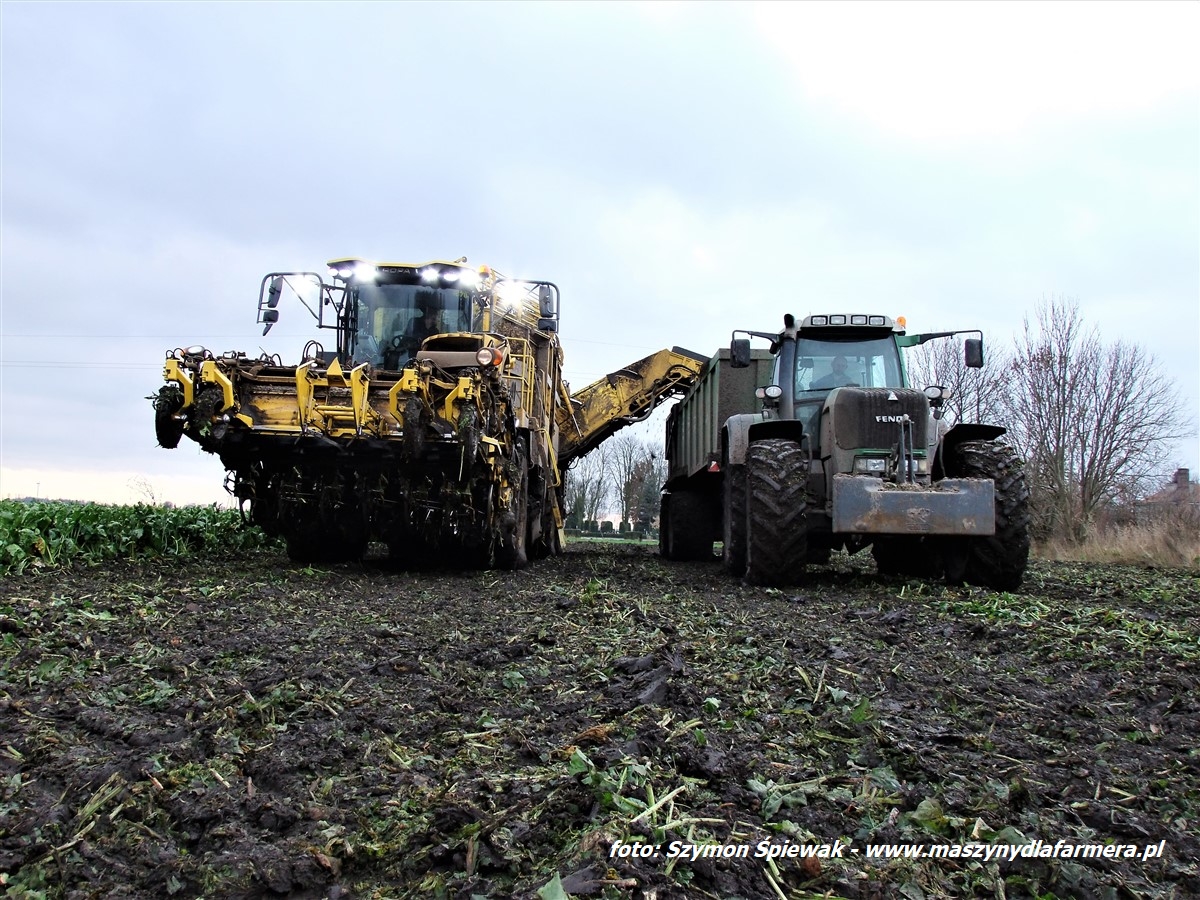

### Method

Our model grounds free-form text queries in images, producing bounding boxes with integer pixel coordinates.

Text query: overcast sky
[2,0,1197,505]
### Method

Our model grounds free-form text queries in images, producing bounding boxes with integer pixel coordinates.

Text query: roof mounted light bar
[804,314,895,328]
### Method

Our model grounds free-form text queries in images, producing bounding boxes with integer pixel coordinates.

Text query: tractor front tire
[949,441,1030,591]
[723,464,747,576]
[744,439,809,587]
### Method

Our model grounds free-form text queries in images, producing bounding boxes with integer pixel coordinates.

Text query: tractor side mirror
[964,338,984,368]
[261,308,279,336]
[730,338,751,368]
[266,277,283,308]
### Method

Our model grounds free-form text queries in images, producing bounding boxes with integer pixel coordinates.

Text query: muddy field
[1,544,1197,899]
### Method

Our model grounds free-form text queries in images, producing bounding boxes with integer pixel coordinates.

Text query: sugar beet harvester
[153,257,706,567]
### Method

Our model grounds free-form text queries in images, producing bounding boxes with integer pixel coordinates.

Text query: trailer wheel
[658,494,673,558]
[744,439,809,587]
[723,464,747,576]
[665,489,715,561]
[948,441,1030,591]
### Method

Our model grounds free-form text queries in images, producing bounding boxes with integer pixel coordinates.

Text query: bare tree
[1004,296,1188,541]
[904,334,1011,426]
[608,433,654,525]
[563,444,613,527]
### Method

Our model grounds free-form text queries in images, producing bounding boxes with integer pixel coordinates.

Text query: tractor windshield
[348,281,477,368]
[789,336,905,395]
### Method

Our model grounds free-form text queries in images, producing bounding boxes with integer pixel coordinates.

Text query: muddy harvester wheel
[286,531,364,565]
[153,386,185,449]
[744,439,809,587]
[496,443,529,570]
[948,440,1031,591]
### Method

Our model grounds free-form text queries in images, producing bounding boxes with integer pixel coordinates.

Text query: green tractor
[660,313,1030,589]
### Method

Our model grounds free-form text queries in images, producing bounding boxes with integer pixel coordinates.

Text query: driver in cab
[811,355,855,390]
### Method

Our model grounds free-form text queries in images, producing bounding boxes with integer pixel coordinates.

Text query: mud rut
[1,545,1197,899]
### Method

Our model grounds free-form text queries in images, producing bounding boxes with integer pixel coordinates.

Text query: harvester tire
[744,439,809,587]
[948,441,1030,591]
[286,532,363,565]
[526,468,559,560]
[723,464,747,576]
[153,386,185,449]
[497,442,529,570]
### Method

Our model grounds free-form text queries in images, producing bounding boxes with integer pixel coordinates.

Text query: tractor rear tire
[872,536,944,579]
[723,464,747,576]
[744,439,809,587]
[949,441,1030,591]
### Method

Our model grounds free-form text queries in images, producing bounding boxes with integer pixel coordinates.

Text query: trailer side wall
[664,349,774,486]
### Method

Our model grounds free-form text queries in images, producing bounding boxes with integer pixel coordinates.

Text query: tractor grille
[830,388,929,450]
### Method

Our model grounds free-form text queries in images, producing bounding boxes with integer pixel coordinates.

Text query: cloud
[754,1,1200,145]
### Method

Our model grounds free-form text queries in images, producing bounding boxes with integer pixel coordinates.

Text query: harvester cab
[256,259,559,370]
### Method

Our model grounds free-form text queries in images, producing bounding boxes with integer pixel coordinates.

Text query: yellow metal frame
[163,358,194,407]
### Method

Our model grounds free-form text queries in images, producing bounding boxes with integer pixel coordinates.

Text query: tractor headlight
[755,384,784,400]
[854,457,887,474]
[475,347,503,367]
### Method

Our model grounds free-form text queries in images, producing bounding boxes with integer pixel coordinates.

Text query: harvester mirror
[261,308,279,335]
[538,284,556,317]
[964,338,984,368]
[730,338,751,368]
[266,277,284,308]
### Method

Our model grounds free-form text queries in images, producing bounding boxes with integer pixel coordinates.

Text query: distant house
[1139,468,1200,523]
